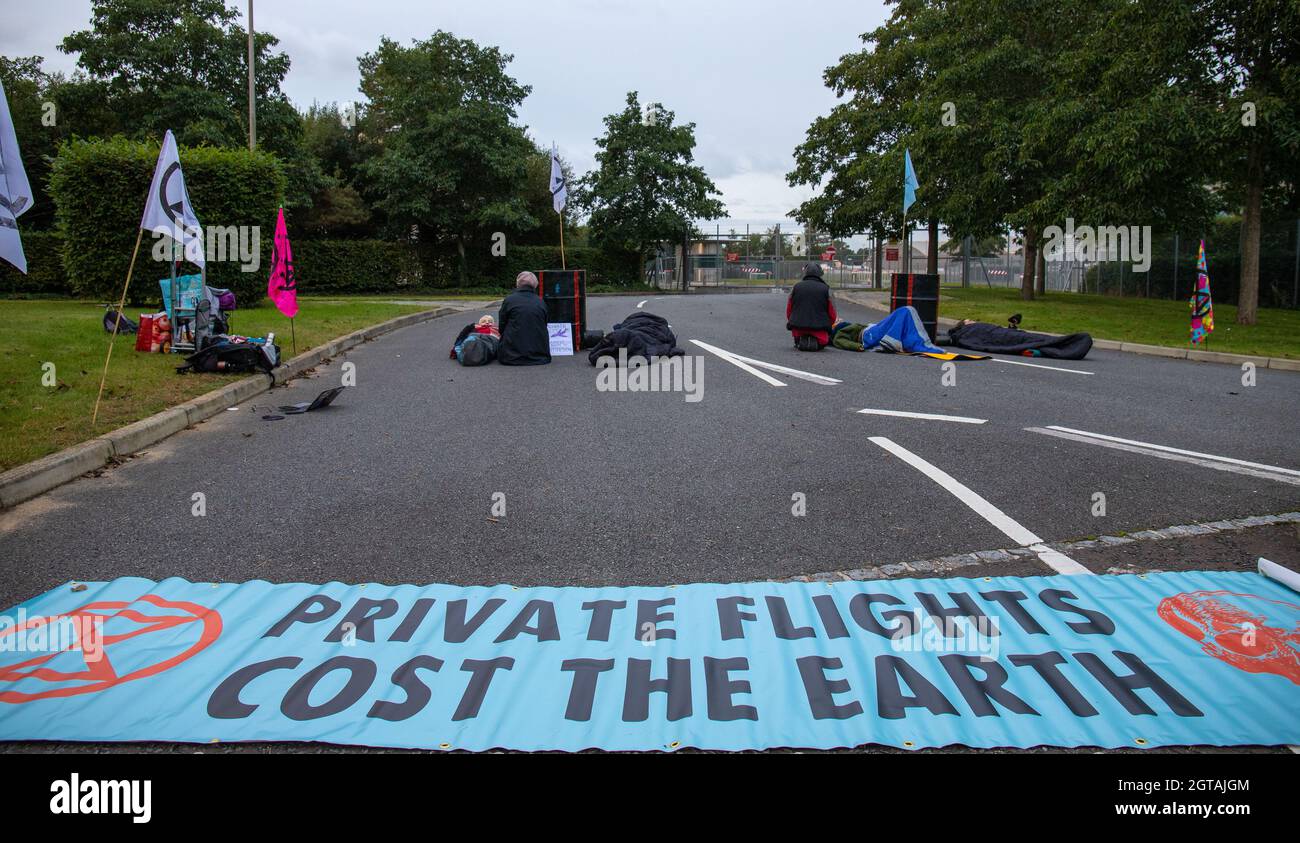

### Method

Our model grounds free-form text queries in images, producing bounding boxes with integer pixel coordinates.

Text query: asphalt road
[1,291,1298,611]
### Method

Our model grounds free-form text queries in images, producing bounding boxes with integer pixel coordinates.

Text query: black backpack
[103,309,138,334]
[177,339,278,375]
[457,335,499,366]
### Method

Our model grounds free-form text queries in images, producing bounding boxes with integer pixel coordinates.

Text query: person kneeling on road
[786,263,837,351]
[498,272,552,366]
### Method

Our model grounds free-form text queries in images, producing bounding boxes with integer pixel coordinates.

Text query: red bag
[135,314,154,352]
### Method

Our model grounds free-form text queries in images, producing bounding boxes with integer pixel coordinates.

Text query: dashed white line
[636,299,648,308]
[857,408,987,425]
[869,436,1092,576]
[990,358,1095,376]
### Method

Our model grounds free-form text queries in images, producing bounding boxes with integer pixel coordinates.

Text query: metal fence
[650,219,1300,309]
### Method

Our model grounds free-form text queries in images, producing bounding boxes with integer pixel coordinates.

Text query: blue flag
[903,148,918,214]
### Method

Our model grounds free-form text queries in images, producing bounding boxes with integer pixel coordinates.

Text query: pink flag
[267,207,298,318]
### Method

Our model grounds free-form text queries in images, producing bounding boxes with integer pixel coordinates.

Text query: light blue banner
[1,572,1297,751]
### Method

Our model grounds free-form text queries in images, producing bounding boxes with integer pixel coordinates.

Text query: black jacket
[498,288,551,366]
[586,311,684,364]
[786,276,833,332]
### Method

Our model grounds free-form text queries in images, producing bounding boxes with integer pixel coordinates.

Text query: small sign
[885,247,900,262]
[547,323,574,356]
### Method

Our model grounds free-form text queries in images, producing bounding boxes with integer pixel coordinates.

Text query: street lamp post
[247,0,256,151]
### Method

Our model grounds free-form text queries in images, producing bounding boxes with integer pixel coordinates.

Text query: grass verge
[0,296,492,471]
[927,287,1300,359]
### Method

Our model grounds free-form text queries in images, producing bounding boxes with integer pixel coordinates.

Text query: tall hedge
[292,240,423,293]
[48,137,285,305]
[474,246,643,288]
[0,231,70,295]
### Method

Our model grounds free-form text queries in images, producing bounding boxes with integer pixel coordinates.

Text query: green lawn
[0,297,492,471]
[930,286,1300,359]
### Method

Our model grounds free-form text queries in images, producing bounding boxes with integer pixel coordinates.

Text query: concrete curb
[837,292,1299,370]
[0,302,491,510]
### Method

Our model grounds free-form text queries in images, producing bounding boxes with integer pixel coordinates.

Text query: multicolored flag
[267,207,297,318]
[1189,240,1213,344]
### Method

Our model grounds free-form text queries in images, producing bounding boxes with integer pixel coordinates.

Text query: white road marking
[857,408,987,425]
[713,349,842,385]
[1044,425,1300,479]
[690,340,786,386]
[1028,427,1300,487]
[869,436,1092,576]
[1028,544,1091,576]
[636,299,648,308]
[690,340,843,387]
[990,358,1094,376]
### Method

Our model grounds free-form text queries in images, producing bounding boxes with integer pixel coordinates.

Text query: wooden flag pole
[559,210,566,269]
[92,227,146,425]
[290,317,297,356]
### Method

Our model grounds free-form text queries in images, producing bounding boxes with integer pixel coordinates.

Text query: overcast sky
[4,0,890,232]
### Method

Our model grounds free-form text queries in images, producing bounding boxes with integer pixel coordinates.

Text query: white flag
[549,144,567,214]
[141,130,204,266]
[0,77,33,274]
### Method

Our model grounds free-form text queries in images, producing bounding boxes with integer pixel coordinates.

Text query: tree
[0,57,59,230]
[59,0,296,152]
[577,92,725,258]
[357,32,537,283]
[1190,0,1300,324]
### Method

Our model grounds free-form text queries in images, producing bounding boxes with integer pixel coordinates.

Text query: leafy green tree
[0,57,59,230]
[1189,0,1300,324]
[59,0,295,150]
[577,92,726,258]
[790,0,1223,301]
[357,32,538,283]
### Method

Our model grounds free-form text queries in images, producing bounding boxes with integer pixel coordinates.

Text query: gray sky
[3,0,890,232]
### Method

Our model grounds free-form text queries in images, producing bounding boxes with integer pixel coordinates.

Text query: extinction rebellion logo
[0,594,221,703]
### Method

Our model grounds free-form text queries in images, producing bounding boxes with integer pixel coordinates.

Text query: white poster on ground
[547,323,574,356]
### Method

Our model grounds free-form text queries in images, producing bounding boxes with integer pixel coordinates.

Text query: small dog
[1007,313,1022,330]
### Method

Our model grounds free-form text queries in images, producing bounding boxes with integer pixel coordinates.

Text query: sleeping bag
[947,321,1092,360]
[586,312,685,365]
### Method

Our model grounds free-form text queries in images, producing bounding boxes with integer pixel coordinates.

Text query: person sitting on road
[786,263,837,351]
[498,272,552,366]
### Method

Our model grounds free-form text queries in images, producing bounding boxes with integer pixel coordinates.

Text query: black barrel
[537,269,587,351]
[889,273,940,343]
